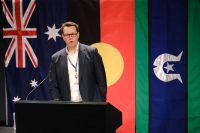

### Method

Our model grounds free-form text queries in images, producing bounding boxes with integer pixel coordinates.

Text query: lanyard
[67,56,78,79]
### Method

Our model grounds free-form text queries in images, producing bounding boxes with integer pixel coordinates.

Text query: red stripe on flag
[15,0,24,68]
[100,0,135,133]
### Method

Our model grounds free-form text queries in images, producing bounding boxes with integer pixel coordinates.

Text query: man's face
[62,26,79,50]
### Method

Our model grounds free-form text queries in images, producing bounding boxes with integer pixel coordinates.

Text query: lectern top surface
[15,100,108,105]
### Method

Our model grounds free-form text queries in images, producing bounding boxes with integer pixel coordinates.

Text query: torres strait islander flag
[1,0,135,132]
[136,0,200,133]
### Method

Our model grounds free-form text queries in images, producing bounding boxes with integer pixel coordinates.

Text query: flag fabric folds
[3,0,200,133]
[2,0,200,133]
[2,0,66,125]
[188,1,200,133]
[150,0,186,133]
[136,0,200,133]
[100,0,135,132]
[1,0,100,126]
[1,0,135,132]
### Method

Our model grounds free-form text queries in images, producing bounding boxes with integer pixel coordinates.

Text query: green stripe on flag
[136,0,149,133]
[188,1,200,133]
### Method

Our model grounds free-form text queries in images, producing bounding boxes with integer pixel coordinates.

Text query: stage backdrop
[3,0,200,133]
[0,0,135,132]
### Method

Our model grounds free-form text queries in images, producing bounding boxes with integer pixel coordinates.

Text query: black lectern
[15,101,122,133]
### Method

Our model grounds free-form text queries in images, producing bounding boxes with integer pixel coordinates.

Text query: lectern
[15,101,122,133]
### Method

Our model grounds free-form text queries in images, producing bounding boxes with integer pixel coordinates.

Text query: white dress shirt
[66,43,82,102]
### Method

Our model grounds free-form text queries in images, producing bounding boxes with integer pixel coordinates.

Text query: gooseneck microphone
[26,74,49,100]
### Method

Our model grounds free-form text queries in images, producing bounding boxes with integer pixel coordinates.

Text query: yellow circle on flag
[92,43,124,87]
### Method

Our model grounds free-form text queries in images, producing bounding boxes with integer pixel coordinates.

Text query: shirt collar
[66,42,79,54]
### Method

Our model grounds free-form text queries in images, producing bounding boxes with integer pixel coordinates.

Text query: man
[49,21,107,102]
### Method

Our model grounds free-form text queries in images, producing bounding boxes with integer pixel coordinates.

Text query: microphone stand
[26,75,49,100]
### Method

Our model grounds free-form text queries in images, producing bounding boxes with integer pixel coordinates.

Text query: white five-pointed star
[13,96,21,102]
[30,79,38,88]
[45,24,60,42]
[164,62,174,73]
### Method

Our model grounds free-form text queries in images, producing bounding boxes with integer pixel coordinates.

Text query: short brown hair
[60,21,79,34]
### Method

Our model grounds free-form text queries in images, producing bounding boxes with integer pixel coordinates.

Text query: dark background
[0,1,6,126]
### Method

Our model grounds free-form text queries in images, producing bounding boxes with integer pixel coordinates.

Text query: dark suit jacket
[49,43,107,102]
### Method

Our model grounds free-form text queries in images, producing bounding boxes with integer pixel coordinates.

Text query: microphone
[26,74,49,100]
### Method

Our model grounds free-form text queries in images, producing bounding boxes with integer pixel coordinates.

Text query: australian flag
[1,0,100,125]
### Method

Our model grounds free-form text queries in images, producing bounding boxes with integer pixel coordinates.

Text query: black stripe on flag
[67,0,100,45]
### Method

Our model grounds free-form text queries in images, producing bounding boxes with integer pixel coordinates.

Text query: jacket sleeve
[93,48,107,101]
[48,56,61,100]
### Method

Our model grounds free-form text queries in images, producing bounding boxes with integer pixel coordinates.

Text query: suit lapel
[60,49,70,91]
[79,44,86,83]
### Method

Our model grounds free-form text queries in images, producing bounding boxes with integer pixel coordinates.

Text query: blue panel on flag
[150,0,186,133]
[2,0,100,126]
[1,0,67,125]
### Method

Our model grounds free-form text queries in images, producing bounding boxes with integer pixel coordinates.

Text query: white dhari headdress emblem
[153,51,183,84]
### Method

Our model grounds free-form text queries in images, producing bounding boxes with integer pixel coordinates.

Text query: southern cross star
[45,24,60,42]
[30,79,38,88]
